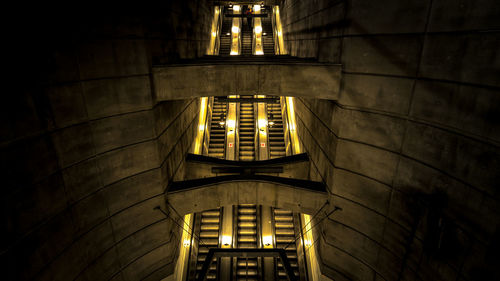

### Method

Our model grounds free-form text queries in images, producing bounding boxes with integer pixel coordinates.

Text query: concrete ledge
[166,181,328,215]
[153,62,341,100]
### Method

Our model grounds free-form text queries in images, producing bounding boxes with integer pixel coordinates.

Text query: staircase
[208,101,227,159]
[273,209,300,280]
[267,101,286,159]
[236,204,259,281]
[238,97,256,161]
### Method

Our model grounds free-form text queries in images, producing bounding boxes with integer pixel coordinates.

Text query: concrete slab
[153,63,341,100]
[167,181,328,216]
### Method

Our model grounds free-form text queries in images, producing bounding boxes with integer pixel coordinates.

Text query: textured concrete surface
[153,63,341,100]
[281,0,500,280]
[1,2,210,281]
[168,181,327,216]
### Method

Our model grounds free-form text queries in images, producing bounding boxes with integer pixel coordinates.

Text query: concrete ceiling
[2,1,500,281]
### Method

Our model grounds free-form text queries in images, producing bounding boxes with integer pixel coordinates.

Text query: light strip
[207,7,221,55]
[193,97,208,155]
[286,96,301,154]
[230,5,241,55]
[172,214,192,281]
[303,214,321,281]
[273,6,287,55]
[253,5,264,55]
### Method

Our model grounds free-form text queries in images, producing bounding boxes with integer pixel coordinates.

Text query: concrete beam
[153,63,341,100]
[166,181,328,215]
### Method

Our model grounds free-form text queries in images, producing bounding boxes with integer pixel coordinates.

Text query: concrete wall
[1,3,210,280]
[280,0,500,280]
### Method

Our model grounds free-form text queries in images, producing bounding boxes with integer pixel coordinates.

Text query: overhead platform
[166,178,328,216]
[168,152,328,215]
[153,56,341,100]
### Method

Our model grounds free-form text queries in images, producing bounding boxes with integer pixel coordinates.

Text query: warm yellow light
[255,26,262,33]
[232,26,239,33]
[256,50,264,55]
[230,51,238,55]
[263,235,272,247]
[305,239,312,247]
[212,31,217,37]
[222,235,232,246]
[233,5,240,12]
[253,5,261,12]
[193,97,208,154]
[258,118,267,128]
[286,97,300,153]
[277,30,282,36]
[174,213,192,281]
[227,119,235,128]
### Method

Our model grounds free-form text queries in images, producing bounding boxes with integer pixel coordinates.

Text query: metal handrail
[196,248,298,281]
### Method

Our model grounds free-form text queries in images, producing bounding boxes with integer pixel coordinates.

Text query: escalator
[261,13,275,55]
[238,97,256,161]
[194,209,222,280]
[188,205,306,281]
[208,101,227,159]
[273,209,300,280]
[236,204,259,281]
[219,15,233,56]
[267,102,286,159]
[241,18,253,56]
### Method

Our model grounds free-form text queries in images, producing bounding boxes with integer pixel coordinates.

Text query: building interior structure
[1,1,500,281]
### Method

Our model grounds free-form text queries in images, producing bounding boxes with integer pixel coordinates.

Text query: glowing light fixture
[253,5,261,12]
[222,235,232,246]
[255,25,262,33]
[183,239,191,247]
[212,31,217,37]
[263,235,273,247]
[232,26,239,33]
[233,5,240,12]
[258,118,267,129]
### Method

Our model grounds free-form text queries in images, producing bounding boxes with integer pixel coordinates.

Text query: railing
[196,248,298,281]
[281,96,292,156]
[202,97,214,156]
